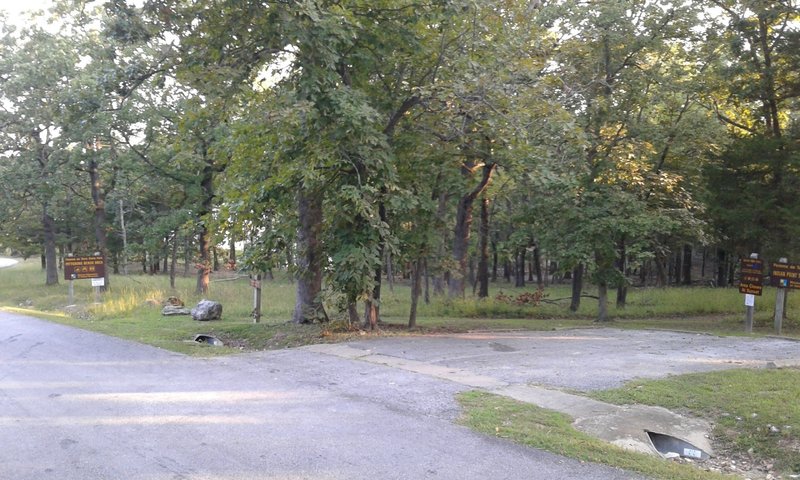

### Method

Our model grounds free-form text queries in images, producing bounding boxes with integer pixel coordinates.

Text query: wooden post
[252,273,262,323]
[774,257,788,335]
[745,253,759,334]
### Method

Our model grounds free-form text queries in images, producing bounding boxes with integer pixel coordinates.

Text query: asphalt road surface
[0,311,643,480]
[337,328,800,391]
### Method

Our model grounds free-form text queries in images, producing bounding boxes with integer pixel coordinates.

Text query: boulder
[191,300,222,321]
[161,305,191,316]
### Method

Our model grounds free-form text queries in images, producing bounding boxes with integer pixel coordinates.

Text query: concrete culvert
[193,334,224,347]
[646,431,710,460]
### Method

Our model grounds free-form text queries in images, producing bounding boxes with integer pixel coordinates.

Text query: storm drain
[193,334,224,347]
[646,431,709,460]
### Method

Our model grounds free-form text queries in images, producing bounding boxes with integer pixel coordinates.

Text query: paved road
[335,329,800,391]
[0,257,18,268]
[0,312,642,480]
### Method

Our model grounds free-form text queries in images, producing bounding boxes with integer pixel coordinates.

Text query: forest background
[1,0,799,328]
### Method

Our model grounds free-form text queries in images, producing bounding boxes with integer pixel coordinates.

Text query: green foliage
[705,135,800,259]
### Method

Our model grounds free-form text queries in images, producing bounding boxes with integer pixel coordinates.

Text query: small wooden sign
[770,262,800,289]
[64,255,106,280]
[738,258,763,296]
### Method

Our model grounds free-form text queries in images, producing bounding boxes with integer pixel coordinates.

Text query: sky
[0,0,51,18]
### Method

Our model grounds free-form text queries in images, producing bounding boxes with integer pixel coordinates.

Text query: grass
[590,368,800,475]
[458,391,731,480]
[2,258,800,355]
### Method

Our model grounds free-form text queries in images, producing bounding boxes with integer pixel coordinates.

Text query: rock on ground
[191,300,222,321]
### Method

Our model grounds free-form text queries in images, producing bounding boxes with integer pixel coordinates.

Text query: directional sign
[771,262,800,289]
[64,255,106,280]
[738,258,764,296]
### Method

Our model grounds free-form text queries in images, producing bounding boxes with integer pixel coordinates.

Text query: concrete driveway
[328,328,800,391]
[0,311,642,480]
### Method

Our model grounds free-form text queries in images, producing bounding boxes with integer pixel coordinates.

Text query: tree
[534,0,715,320]
[0,21,82,285]
[701,0,800,260]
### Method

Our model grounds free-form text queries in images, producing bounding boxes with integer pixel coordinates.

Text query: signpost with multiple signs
[737,255,796,336]
[738,255,762,333]
[64,255,106,305]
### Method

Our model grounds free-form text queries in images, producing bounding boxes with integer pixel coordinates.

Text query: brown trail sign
[64,255,106,280]
[738,258,764,296]
[770,262,800,289]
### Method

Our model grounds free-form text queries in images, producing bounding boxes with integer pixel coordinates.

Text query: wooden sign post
[770,258,799,335]
[251,274,262,323]
[64,254,106,304]
[738,253,763,334]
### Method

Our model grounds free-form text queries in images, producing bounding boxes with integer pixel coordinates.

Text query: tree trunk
[170,234,178,289]
[616,285,628,308]
[385,250,394,292]
[468,256,476,294]
[728,259,736,287]
[363,201,386,330]
[449,162,496,298]
[477,197,490,298]
[533,245,544,288]
[597,281,609,322]
[347,302,360,326]
[119,200,128,275]
[409,257,423,329]
[88,157,109,291]
[514,249,526,288]
[639,261,647,286]
[286,246,294,283]
[682,244,692,286]
[43,204,59,286]
[616,237,627,308]
[183,235,191,277]
[700,247,707,279]
[673,251,682,285]
[212,246,219,272]
[195,163,214,295]
[229,232,236,266]
[716,249,727,287]
[196,227,211,294]
[433,192,448,296]
[292,189,327,324]
[491,237,498,282]
[655,253,667,287]
[423,258,430,304]
[570,263,584,312]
